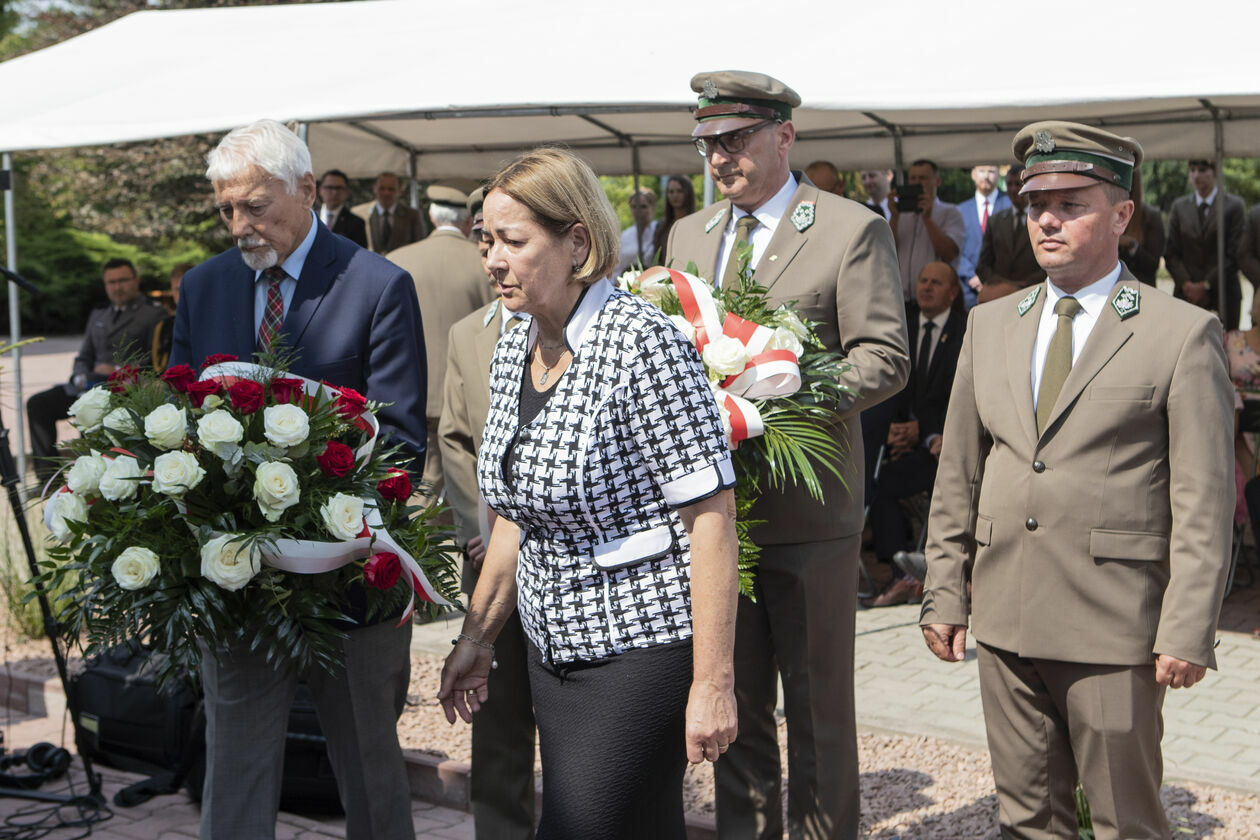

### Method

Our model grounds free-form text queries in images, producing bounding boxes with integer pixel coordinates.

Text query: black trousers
[869,447,937,562]
[528,638,692,840]
[26,384,76,482]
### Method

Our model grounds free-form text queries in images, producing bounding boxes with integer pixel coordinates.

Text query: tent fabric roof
[3,0,1260,177]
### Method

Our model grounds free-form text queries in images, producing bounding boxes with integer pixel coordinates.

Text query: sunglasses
[694,121,776,158]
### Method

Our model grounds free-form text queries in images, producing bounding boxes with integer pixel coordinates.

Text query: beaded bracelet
[452,633,498,669]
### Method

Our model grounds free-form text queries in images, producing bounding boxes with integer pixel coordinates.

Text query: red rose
[228,380,265,414]
[107,365,139,393]
[185,379,221,408]
[334,387,368,420]
[202,353,238,369]
[161,364,197,393]
[363,551,402,590]
[268,377,306,405]
[316,441,355,477]
[377,470,412,502]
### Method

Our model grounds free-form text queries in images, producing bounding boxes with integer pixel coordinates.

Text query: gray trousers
[200,619,415,840]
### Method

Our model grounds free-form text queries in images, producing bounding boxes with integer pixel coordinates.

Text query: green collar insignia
[483,299,500,327]
[791,201,815,232]
[705,208,727,233]
[1016,285,1041,316]
[1111,285,1140,319]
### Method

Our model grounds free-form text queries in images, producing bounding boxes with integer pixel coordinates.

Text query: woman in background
[654,174,697,261]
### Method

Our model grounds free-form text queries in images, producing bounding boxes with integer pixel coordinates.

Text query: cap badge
[705,208,727,233]
[1034,130,1055,154]
[1016,285,1041,316]
[791,200,816,232]
[702,79,719,99]
[1111,285,1140,320]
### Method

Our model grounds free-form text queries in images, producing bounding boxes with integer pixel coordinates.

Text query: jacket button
[1025,517,1038,531]
[1032,460,1045,473]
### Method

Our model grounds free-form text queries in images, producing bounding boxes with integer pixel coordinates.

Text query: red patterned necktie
[257,266,286,351]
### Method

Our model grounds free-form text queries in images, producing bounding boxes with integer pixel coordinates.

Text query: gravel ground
[5,633,1258,839]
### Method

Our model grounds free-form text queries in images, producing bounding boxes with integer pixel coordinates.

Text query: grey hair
[429,203,469,228]
[206,119,311,194]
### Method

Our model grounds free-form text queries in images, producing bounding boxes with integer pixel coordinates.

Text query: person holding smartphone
[889,159,966,301]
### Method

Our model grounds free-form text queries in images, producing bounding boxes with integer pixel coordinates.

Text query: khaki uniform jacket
[976,207,1043,288]
[440,301,510,591]
[666,174,909,543]
[921,271,1234,668]
[388,229,495,420]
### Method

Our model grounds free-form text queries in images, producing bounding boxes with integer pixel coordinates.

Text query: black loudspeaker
[0,742,72,789]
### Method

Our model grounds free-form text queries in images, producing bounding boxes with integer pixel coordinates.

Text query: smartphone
[896,183,923,213]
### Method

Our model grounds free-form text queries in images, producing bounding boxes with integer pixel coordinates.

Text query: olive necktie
[721,215,758,288]
[1036,296,1082,435]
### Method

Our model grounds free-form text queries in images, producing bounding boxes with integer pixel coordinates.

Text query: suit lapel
[1042,276,1137,435]
[926,309,964,386]
[689,200,727,284]
[754,180,814,293]
[282,224,337,350]
[223,259,257,359]
[1005,285,1044,447]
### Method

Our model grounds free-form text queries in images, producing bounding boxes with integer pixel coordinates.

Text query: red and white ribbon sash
[640,266,802,443]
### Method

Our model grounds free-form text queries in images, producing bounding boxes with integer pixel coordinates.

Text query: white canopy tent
[3,0,1259,474]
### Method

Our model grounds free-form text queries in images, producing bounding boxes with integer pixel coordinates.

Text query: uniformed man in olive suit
[388,184,495,501]
[27,257,167,481]
[921,122,1234,840]
[666,70,909,840]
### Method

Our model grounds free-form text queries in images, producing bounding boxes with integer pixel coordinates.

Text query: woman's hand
[437,640,495,724]
[685,678,738,764]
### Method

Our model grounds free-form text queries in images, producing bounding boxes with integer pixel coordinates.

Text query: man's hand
[887,420,920,458]
[968,275,983,291]
[923,623,967,662]
[1182,280,1209,305]
[93,362,117,376]
[1155,654,1207,689]
[465,535,486,570]
[927,435,943,458]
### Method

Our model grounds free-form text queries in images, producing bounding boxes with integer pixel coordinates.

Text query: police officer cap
[1013,121,1143,193]
[466,187,485,217]
[427,184,468,209]
[690,70,801,138]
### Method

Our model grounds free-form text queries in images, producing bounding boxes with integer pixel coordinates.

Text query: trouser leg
[306,619,415,840]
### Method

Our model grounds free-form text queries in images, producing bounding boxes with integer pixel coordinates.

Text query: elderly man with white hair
[171,118,427,840]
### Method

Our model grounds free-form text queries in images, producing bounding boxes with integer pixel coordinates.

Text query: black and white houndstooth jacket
[477,278,734,665]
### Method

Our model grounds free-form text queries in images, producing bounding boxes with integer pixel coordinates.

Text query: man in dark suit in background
[865,260,965,607]
[1165,159,1246,329]
[317,169,367,248]
[976,164,1044,300]
[26,257,167,482]
[369,172,425,253]
[171,119,427,840]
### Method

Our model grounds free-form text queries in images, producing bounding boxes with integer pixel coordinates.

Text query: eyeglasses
[693,121,776,158]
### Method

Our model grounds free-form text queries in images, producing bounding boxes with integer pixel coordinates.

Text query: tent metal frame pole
[1213,108,1227,327]
[703,167,714,208]
[3,152,26,485]
[407,154,419,209]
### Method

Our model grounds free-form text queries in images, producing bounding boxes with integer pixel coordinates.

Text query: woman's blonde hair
[487,147,620,285]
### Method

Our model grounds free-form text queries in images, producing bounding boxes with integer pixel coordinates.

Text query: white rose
[99,456,142,502]
[774,305,809,341]
[103,406,138,436]
[668,315,696,344]
[197,409,245,456]
[702,334,750,377]
[65,453,107,495]
[200,534,260,592]
[67,387,111,431]
[111,546,160,591]
[253,461,300,522]
[320,493,365,541]
[262,404,310,448]
[616,269,641,292]
[47,491,88,541]
[766,326,805,358]
[144,404,187,450]
[152,450,206,497]
[638,271,671,305]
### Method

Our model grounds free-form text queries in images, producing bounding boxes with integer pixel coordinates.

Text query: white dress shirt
[1030,263,1122,406]
[716,174,798,286]
[252,210,317,333]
